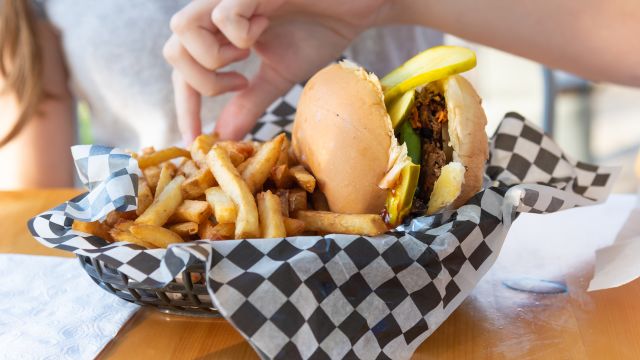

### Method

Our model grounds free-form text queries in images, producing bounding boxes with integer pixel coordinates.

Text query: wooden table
[2,189,640,359]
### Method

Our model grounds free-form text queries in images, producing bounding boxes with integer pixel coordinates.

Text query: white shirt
[40,0,443,149]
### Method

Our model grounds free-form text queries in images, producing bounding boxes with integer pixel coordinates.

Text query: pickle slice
[398,120,421,165]
[382,46,476,104]
[385,163,420,227]
[388,89,415,129]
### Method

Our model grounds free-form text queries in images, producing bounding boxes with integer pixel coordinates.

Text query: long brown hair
[0,0,43,147]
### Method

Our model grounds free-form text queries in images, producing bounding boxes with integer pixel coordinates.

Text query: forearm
[386,0,640,86]
[0,95,75,189]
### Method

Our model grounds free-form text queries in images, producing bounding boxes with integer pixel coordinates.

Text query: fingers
[165,0,251,92]
[164,35,249,97]
[215,63,294,140]
[166,0,289,140]
[172,71,202,145]
[169,0,250,71]
[212,0,280,49]
[174,23,251,71]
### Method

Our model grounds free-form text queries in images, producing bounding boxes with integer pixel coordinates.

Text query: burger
[292,46,489,227]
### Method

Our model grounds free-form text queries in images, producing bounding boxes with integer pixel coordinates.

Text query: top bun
[292,62,488,215]
[292,62,392,214]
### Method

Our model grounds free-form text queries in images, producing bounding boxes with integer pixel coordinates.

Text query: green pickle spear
[382,45,476,104]
[387,89,415,129]
[386,122,421,226]
[385,163,420,227]
[399,120,421,165]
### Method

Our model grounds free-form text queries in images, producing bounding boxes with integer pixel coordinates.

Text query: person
[0,0,439,189]
[165,0,640,142]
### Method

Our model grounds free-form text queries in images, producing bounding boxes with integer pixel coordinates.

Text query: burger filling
[408,86,450,212]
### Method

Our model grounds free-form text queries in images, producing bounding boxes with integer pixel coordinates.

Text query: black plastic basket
[77,255,218,317]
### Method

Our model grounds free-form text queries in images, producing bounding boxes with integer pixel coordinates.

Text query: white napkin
[588,196,640,291]
[0,254,139,360]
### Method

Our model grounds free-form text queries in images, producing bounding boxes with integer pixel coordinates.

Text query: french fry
[137,146,191,169]
[211,223,235,240]
[236,141,272,174]
[168,222,199,237]
[221,141,255,158]
[155,162,176,199]
[294,211,387,236]
[198,220,235,240]
[105,211,121,227]
[283,217,305,236]
[257,191,286,238]
[109,228,156,248]
[205,187,237,224]
[198,219,216,240]
[105,210,136,227]
[206,146,260,239]
[114,220,134,231]
[278,137,290,166]
[177,159,200,178]
[290,165,316,193]
[241,133,285,193]
[72,220,113,242]
[236,158,250,174]
[247,141,262,154]
[311,189,330,211]
[289,188,308,213]
[137,180,154,215]
[182,168,216,199]
[165,161,178,171]
[190,134,216,167]
[127,150,139,160]
[120,211,138,220]
[287,144,299,167]
[227,148,246,167]
[169,200,212,224]
[271,164,293,189]
[141,146,155,155]
[143,166,161,190]
[135,175,185,226]
[276,189,290,217]
[217,141,254,166]
[130,224,184,248]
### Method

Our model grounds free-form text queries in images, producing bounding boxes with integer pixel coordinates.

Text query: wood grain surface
[2,189,639,360]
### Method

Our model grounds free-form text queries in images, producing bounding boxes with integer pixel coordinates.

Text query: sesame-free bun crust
[443,75,489,209]
[293,64,488,216]
[292,63,392,214]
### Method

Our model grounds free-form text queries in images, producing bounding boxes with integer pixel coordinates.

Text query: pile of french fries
[72,133,388,249]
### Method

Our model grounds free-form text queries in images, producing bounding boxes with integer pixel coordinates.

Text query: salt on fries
[72,133,389,248]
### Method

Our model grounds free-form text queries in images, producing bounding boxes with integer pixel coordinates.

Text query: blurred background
[446,36,640,193]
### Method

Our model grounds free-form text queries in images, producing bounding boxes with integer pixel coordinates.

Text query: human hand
[163,0,391,141]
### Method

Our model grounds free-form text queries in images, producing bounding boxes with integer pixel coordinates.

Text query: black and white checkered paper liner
[30,96,618,359]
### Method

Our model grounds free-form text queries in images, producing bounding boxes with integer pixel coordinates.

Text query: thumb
[172,70,202,145]
[215,63,294,140]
